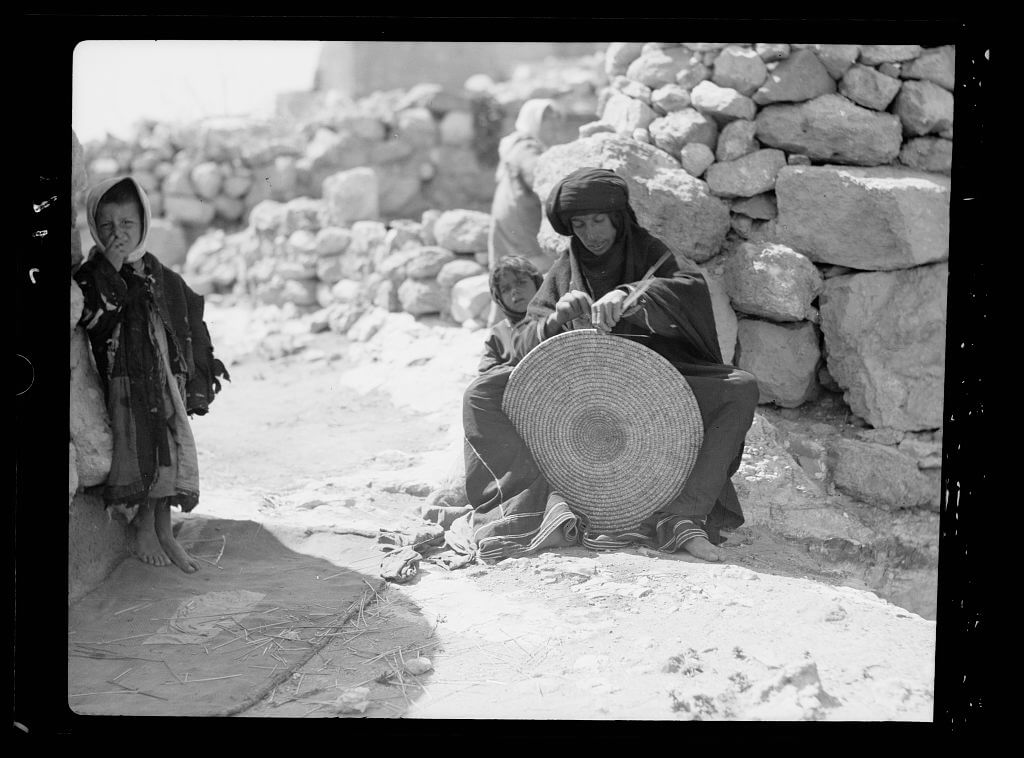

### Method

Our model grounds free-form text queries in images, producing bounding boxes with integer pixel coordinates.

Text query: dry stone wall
[533,40,952,512]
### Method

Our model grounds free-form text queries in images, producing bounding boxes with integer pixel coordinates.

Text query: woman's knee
[729,369,761,408]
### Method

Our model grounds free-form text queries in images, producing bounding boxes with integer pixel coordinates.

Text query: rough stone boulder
[449,273,491,322]
[679,143,715,178]
[377,247,427,285]
[901,45,955,91]
[753,49,836,105]
[145,218,188,269]
[626,47,698,89]
[316,255,346,285]
[315,226,353,257]
[432,209,491,253]
[899,138,953,175]
[437,257,487,289]
[736,319,821,408]
[440,110,475,146]
[404,246,458,280]
[723,242,823,322]
[715,119,758,162]
[819,263,947,431]
[605,42,646,77]
[394,107,439,148]
[648,108,719,155]
[70,324,113,487]
[249,199,286,237]
[601,92,658,135]
[858,45,923,65]
[731,193,777,220]
[804,44,860,79]
[690,81,757,122]
[190,162,223,200]
[733,414,878,543]
[712,46,768,95]
[774,165,950,270]
[838,64,902,111]
[755,94,903,166]
[892,80,954,137]
[282,197,326,235]
[706,148,786,198]
[213,195,246,222]
[322,167,380,227]
[398,278,445,316]
[532,133,731,263]
[830,438,937,510]
[650,84,692,114]
[164,196,216,227]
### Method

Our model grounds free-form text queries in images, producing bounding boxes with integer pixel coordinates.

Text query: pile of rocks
[181,192,497,334]
[528,41,952,512]
[77,54,609,256]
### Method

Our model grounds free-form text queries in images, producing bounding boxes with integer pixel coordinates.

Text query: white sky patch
[72,40,323,143]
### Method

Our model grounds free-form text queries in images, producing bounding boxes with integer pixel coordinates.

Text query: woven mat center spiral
[502,329,703,532]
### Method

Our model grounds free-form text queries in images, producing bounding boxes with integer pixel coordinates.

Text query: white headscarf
[513,98,558,142]
[85,175,152,264]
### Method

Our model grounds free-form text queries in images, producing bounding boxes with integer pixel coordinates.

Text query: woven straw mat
[502,329,703,532]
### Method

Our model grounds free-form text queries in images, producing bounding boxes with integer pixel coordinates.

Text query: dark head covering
[544,167,649,294]
[490,255,544,324]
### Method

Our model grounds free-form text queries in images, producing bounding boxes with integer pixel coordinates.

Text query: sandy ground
[170,300,936,721]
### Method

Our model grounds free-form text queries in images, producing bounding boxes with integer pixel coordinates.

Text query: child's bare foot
[681,535,726,562]
[128,502,171,567]
[153,501,200,574]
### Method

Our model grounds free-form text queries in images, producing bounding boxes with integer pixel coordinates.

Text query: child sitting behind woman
[478,255,544,373]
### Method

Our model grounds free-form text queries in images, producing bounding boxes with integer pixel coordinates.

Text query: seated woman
[453,167,759,563]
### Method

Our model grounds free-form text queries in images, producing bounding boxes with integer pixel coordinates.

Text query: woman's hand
[591,289,629,333]
[545,290,593,337]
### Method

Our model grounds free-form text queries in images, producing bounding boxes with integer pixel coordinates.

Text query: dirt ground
[76,299,938,721]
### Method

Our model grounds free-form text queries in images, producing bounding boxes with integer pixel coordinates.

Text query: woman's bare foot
[681,535,726,562]
[153,501,200,574]
[127,502,171,567]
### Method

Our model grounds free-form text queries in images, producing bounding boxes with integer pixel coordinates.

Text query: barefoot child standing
[74,176,229,573]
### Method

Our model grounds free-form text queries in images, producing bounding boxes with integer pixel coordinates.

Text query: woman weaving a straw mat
[451,167,758,564]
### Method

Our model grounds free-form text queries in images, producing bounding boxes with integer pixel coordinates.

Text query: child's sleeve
[183,285,230,416]
[73,256,127,341]
[477,332,503,373]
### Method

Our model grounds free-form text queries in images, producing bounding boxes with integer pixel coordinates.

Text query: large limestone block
[774,165,950,270]
[712,45,768,95]
[690,81,757,123]
[398,277,445,316]
[753,49,836,105]
[830,438,937,509]
[755,94,903,166]
[819,263,947,431]
[839,64,902,111]
[649,108,719,155]
[679,143,715,178]
[899,137,953,175]
[146,218,188,269]
[901,45,955,91]
[405,246,457,280]
[449,273,491,322]
[601,92,658,136]
[626,47,697,88]
[736,318,821,407]
[605,42,646,77]
[706,148,786,199]
[533,133,731,263]
[322,167,379,227]
[723,242,823,322]
[893,80,954,137]
[433,209,491,253]
[70,327,112,487]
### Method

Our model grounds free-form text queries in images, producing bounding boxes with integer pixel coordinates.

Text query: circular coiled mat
[502,329,704,532]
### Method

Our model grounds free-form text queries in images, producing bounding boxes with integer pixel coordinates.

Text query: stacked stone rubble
[78,55,608,266]
[535,41,952,512]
